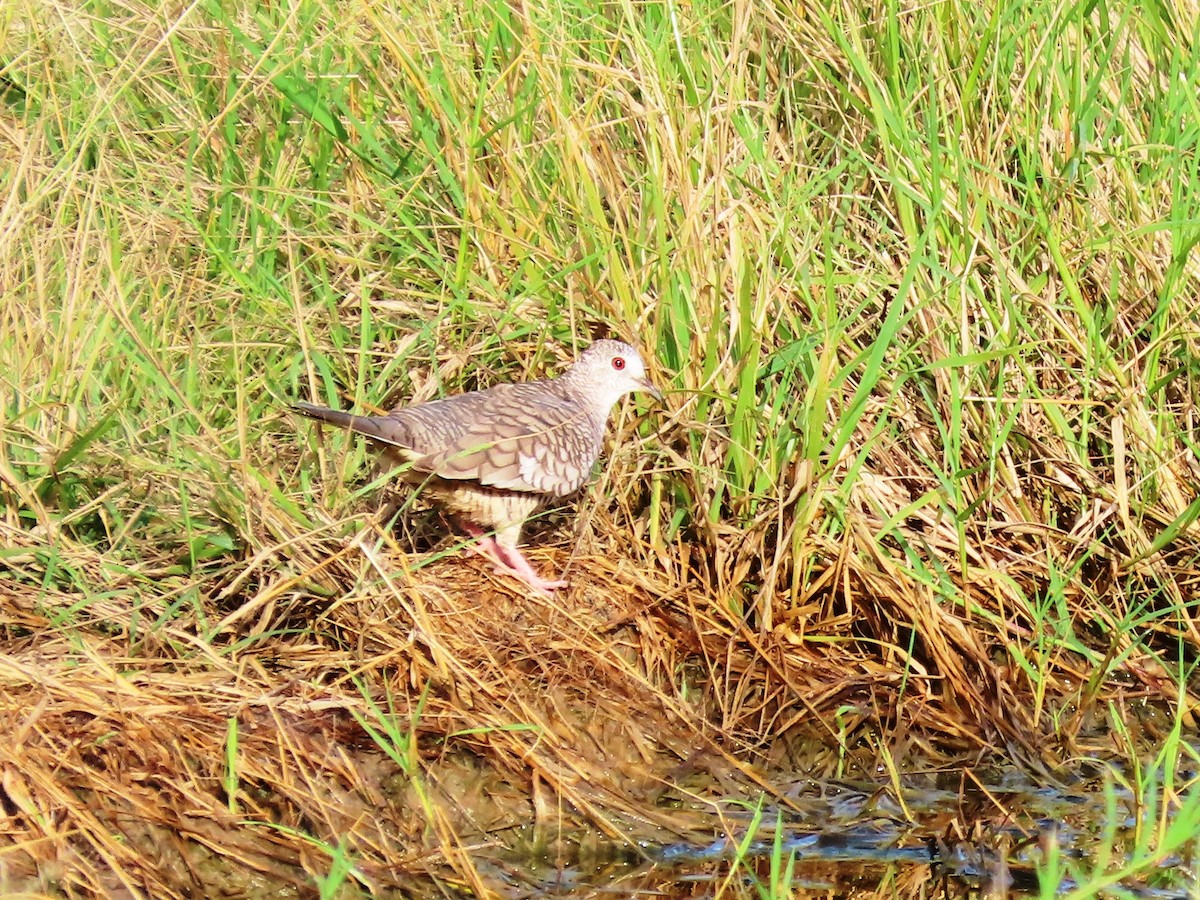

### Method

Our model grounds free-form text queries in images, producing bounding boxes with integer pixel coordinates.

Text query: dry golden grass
[3,474,1192,893]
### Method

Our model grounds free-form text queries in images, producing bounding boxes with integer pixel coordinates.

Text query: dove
[294,340,661,593]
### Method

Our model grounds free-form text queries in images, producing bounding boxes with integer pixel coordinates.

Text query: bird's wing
[414,398,601,497]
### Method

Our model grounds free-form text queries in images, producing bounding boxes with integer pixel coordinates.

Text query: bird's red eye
[612,357,626,370]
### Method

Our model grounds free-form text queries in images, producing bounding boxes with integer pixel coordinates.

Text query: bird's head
[565,339,663,410]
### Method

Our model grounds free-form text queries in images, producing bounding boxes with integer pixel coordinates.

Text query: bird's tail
[292,401,403,447]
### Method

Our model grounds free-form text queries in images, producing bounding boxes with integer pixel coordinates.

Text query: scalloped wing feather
[414,402,603,497]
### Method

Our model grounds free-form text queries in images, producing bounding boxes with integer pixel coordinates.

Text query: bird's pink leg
[459,522,568,594]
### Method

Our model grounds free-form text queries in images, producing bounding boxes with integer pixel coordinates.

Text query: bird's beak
[639,377,665,404]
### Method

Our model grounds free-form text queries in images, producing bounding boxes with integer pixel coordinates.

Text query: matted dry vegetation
[3,0,1200,895]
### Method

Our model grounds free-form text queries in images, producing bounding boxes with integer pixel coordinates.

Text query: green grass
[4,0,1200,895]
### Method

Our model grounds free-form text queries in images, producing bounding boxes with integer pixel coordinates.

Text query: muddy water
[481,768,1197,897]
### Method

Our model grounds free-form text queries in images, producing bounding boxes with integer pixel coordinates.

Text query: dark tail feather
[292,401,401,446]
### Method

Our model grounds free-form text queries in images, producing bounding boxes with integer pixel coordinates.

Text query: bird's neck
[558,371,627,418]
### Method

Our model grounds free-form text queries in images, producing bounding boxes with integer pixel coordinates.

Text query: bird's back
[297,378,607,498]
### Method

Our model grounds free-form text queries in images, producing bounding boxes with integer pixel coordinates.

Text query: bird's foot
[461,526,568,595]
[491,544,570,594]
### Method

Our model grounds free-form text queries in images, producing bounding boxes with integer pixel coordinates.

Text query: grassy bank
[3,0,1199,894]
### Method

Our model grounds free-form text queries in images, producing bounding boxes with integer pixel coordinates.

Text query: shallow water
[483,767,1199,898]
